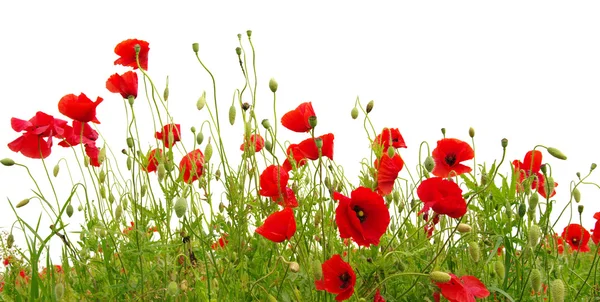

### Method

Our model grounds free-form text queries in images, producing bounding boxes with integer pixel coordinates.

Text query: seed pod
[530,268,542,292]
[351,107,359,119]
[228,104,236,125]
[66,204,74,217]
[494,260,505,280]
[430,271,451,283]
[53,164,60,177]
[550,279,565,302]
[572,188,581,203]
[308,116,317,129]
[578,205,584,215]
[192,43,199,53]
[468,127,475,138]
[197,91,206,110]
[174,197,187,218]
[468,242,480,262]
[501,138,508,148]
[543,176,555,197]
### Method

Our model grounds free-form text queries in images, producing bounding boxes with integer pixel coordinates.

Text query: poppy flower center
[445,153,457,166]
[572,237,579,245]
[353,206,366,223]
[339,272,351,289]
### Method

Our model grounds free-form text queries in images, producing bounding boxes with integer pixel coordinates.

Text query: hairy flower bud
[494,260,505,280]
[66,204,74,217]
[167,281,178,296]
[99,170,106,184]
[518,202,526,218]
[115,204,123,220]
[269,78,278,93]
[204,140,213,162]
[468,242,480,262]
[264,140,273,153]
[469,127,475,138]
[430,271,451,283]
[457,223,472,233]
[195,132,204,146]
[591,163,597,171]
[261,119,271,130]
[547,147,567,160]
[163,86,169,102]
[528,225,541,247]
[16,198,30,208]
[312,259,323,280]
[53,164,60,177]
[543,176,554,197]
[228,104,236,125]
[366,100,374,113]
[174,197,187,218]
[157,164,166,182]
[424,156,435,173]
[528,193,539,211]
[7,233,14,248]
[126,137,135,149]
[289,261,300,273]
[351,107,359,119]
[550,279,565,302]
[197,91,206,110]
[572,187,581,203]
[55,283,65,300]
[530,268,542,292]
[1,158,15,166]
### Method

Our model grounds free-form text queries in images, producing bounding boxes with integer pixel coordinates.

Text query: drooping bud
[547,147,567,160]
[196,132,204,146]
[190,126,196,134]
[540,164,547,174]
[66,204,74,217]
[528,225,541,247]
[228,104,237,125]
[578,205,584,215]
[289,261,300,273]
[1,158,15,166]
[269,78,278,93]
[494,260,505,280]
[157,164,166,182]
[424,156,435,173]
[55,283,65,300]
[312,259,323,280]
[591,163,597,171]
[393,191,400,204]
[457,223,472,233]
[115,204,123,220]
[127,137,135,149]
[163,86,169,102]
[77,205,83,211]
[204,140,213,162]
[387,146,395,159]
[261,119,271,130]
[197,91,207,110]
[16,198,30,208]
[543,176,554,197]
[518,202,526,218]
[469,127,475,138]
[174,197,188,218]
[219,201,225,213]
[264,140,273,153]
[53,163,60,177]
[430,271,451,283]
[7,233,14,248]
[468,242,480,262]
[167,281,179,296]
[192,43,199,53]
[528,193,539,211]
[366,100,374,113]
[308,116,317,129]
[530,268,542,292]
[572,187,581,203]
[550,279,565,302]
[501,138,508,148]
[351,107,359,119]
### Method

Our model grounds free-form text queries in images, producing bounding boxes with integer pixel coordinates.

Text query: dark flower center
[572,237,579,245]
[339,272,351,289]
[445,153,457,166]
[353,206,366,223]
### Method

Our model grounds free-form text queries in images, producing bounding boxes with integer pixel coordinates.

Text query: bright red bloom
[106,71,138,99]
[259,165,298,207]
[435,274,490,302]
[144,148,163,173]
[240,134,265,152]
[374,152,404,195]
[561,223,590,252]
[179,149,204,183]
[211,234,229,250]
[2,256,10,266]
[373,128,407,150]
[114,39,150,70]
[281,102,316,133]
[512,150,558,198]
[431,138,474,177]
[283,133,334,171]
[58,121,101,167]
[58,93,103,124]
[315,254,356,301]
[535,173,558,199]
[417,177,467,219]
[255,207,296,242]
[8,112,69,159]
[374,289,386,302]
[334,187,391,247]
[592,212,600,245]
[155,124,181,148]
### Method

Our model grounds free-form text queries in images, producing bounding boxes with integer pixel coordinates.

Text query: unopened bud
[196,132,204,145]
[115,205,123,220]
[578,205,584,215]
[126,157,132,171]
[261,119,271,130]
[494,261,505,280]
[547,147,567,160]
[387,146,395,158]
[229,104,236,125]
[312,259,323,280]
[550,279,565,302]
[204,141,213,162]
[308,116,317,129]
[219,202,225,213]
[66,204,74,217]
[576,172,581,179]
[2,158,17,166]
[351,107,359,119]
[518,202,526,218]
[16,198,30,208]
[366,100,374,113]
[469,127,475,138]
[468,242,480,262]
[528,193,539,211]
[424,156,434,172]
[543,176,554,197]
[197,91,207,110]
[99,170,106,183]
[591,163,597,171]
[501,138,508,148]
[157,164,166,182]
[55,283,65,300]
[269,78,278,93]
[393,191,400,204]
[530,268,542,292]
[192,43,199,53]
[190,126,196,134]
[441,128,446,136]
[7,233,14,248]
[289,261,300,273]
[174,197,188,218]
[528,225,541,246]
[573,187,581,203]
[265,140,273,153]
[163,87,169,102]
[167,281,178,296]
[53,164,60,177]
[457,223,472,233]
[540,164,547,174]
[430,271,451,283]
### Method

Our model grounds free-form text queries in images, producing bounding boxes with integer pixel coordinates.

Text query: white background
[1,1,599,258]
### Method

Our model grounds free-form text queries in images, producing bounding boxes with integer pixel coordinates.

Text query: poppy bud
[267,295,277,302]
[167,281,178,296]
[480,171,488,186]
[128,95,135,106]
[141,184,148,197]
[1,158,15,166]
[55,283,65,300]
[591,163,597,171]
[543,176,554,197]
[261,119,271,130]
[494,260,505,280]
[269,78,278,93]
[518,202,526,218]
[99,170,106,184]
[540,164,547,174]
[16,198,30,208]
[424,156,435,173]
[530,268,542,292]
[501,138,508,148]
[469,127,475,138]
[219,201,225,213]
[126,157,132,171]
[576,172,581,179]
[441,128,446,136]
[192,43,199,53]
[528,225,540,247]
[175,197,187,218]
[126,137,135,149]
[468,242,480,262]
[235,47,242,56]
[457,223,471,233]
[393,191,400,204]
[190,126,196,134]
[289,261,300,273]
[66,204,74,217]
[528,193,539,211]
[163,87,169,102]
[311,259,323,280]
[115,204,123,220]
[157,164,166,182]
[308,116,317,129]
[205,140,213,162]
[229,104,236,125]
[547,147,567,160]
[53,164,60,177]
[197,91,207,110]
[7,233,14,248]
[314,213,321,227]
[387,146,395,158]
[194,132,204,146]
[578,205,584,215]
[430,271,451,283]
[550,279,565,302]
[265,140,273,153]
[78,204,83,211]
[572,187,581,203]
[366,100,374,113]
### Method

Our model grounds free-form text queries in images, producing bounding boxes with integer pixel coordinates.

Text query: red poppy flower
[512,150,558,198]
[211,234,229,250]
[8,112,69,159]
[417,177,467,219]
[334,186,391,247]
[255,207,296,242]
[144,148,163,173]
[372,128,407,150]
[155,124,181,148]
[431,138,474,177]
[240,134,265,152]
[179,149,204,183]
[561,223,590,252]
[315,254,356,301]
[374,289,386,302]
[106,71,138,99]
[374,152,404,195]
[281,102,316,133]
[58,121,99,147]
[282,133,334,171]
[259,165,298,207]
[592,212,600,245]
[435,274,490,302]
[114,39,150,70]
[58,93,103,124]
[535,173,558,199]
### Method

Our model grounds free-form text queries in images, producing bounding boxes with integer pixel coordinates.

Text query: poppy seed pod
[591,163,597,171]
[235,47,242,56]
[573,188,581,203]
[269,78,278,93]
[242,102,250,111]
[441,128,446,136]
[197,91,206,110]
[228,104,236,125]
[430,271,451,283]
[550,279,565,302]
[192,43,199,53]
[578,205,584,215]
[501,138,508,148]
[174,197,187,218]
[246,30,252,37]
[308,116,317,129]
[543,176,554,197]
[424,156,434,173]
[547,147,567,160]
[366,100,374,113]
[530,268,542,292]
[53,164,60,177]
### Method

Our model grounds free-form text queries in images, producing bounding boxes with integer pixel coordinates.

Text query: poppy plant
[155,124,181,148]
[561,223,590,252]
[431,138,474,178]
[255,207,296,243]
[374,289,386,302]
[179,149,204,183]
[259,165,298,207]
[334,186,390,246]
[417,177,467,219]
[144,148,163,173]
[8,112,69,159]
[372,128,407,150]
[114,38,150,70]
[58,93,104,124]
[281,102,316,133]
[374,151,404,196]
[240,134,265,152]
[512,150,558,198]
[211,234,229,250]
[282,133,334,172]
[314,254,356,301]
[592,212,600,245]
[106,71,138,99]
[434,273,490,302]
